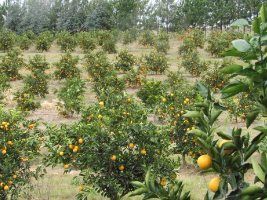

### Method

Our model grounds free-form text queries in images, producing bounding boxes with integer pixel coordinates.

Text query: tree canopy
[0,0,264,33]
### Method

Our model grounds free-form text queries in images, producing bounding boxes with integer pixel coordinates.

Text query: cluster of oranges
[0,169,18,192]
[197,154,220,193]
[0,122,9,131]
[60,138,84,169]
[183,98,190,105]
[109,143,147,171]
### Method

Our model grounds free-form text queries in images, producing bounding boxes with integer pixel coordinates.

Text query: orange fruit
[128,143,135,149]
[28,124,35,129]
[69,144,74,150]
[78,138,84,144]
[160,177,167,186]
[3,185,8,191]
[79,185,84,191]
[197,155,212,170]
[208,177,220,192]
[99,101,104,108]
[59,151,64,156]
[110,155,116,161]
[7,141,13,145]
[2,149,6,155]
[119,165,125,171]
[73,146,79,153]
[64,164,69,169]
[140,149,147,155]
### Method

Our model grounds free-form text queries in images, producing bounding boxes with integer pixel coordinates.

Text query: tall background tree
[0,0,264,33]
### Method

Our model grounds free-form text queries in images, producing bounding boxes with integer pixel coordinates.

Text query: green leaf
[220,64,243,74]
[129,188,148,196]
[231,19,249,27]
[183,111,202,118]
[196,82,211,100]
[260,153,267,171]
[145,169,151,187]
[260,3,267,23]
[223,48,257,60]
[244,144,258,161]
[188,129,208,139]
[241,185,263,196]
[246,111,260,128]
[251,132,266,145]
[232,39,251,53]
[131,181,144,188]
[210,109,223,125]
[252,17,261,34]
[254,126,267,134]
[221,82,248,98]
[217,131,232,140]
[252,159,265,183]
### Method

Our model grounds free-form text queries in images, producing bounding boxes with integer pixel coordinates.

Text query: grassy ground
[2,35,256,199]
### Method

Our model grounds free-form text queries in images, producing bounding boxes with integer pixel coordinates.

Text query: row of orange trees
[130,3,267,200]
[0,5,266,200]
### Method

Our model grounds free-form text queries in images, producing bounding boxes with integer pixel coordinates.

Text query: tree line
[0,0,265,34]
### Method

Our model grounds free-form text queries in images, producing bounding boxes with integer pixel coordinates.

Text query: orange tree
[45,93,176,200]
[206,30,243,57]
[0,107,43,199]
[155,74,201,164]
[184,15,267,199]
[222,93,256,123]
[84,51,125,100]
[35,31,54,52]
[201,59,231,93]
[217,4,267,198]
[0,29,16,52]
[123,29,138,45]
[54,52,80,79]
[184,83,263,199]
[137,79,167,108]
[0,48,25,81]
[77,32,97,53]
[139,30,155,47]
[84,51,112,82]
[18,34,32,51]
[154,31,170,54]
[57,77,86,117]
[56,31,77,52]
[114,49,135,72]
[180,50,208,77]
[143,51,168,74]
[123,68,146,88]
[178,37,196,57]
[0,74,10,102]
[14,91,40,112]
[24,55,50,98]
[45,47,177,199]
[45,89,176,200]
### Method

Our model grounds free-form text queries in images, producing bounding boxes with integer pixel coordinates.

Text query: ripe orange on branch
[208,177,220,192]
[197,155,212,170]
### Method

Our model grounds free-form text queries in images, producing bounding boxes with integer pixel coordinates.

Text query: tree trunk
[182,154,187,166]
